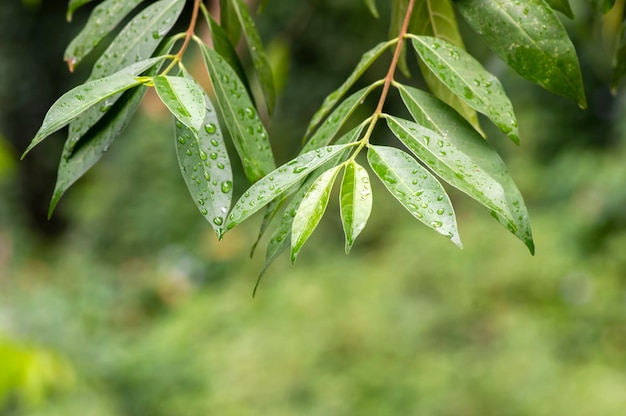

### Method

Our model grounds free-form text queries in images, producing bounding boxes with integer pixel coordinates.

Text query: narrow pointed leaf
[386,104,533,253]
[50,87,148,216]
[455,0,586,108]
[611,20,626,93]
[231,0,276,114]
[201,45,275,182]
[410,0,483,135]
[389,0,411,77]
[64,0,146,71]
[67,0,96,21]
[545,0,574,18]
[303,83,378,153]
[364,0,379,17]
[175,93,232,238]
[220,0,242,46]
[23,70,149,157]
[304,40,395,139]
[226,145,349,230]
[154,75,206,134]
[291,166,341,264]
[67,0,184,154]
[368,145,461,247]
[410,35,520,144]
[250,199,284,258]
[340,161,372,253]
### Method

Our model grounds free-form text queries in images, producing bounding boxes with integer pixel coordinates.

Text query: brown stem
[175,0,203,60]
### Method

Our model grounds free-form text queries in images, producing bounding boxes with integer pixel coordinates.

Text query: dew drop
[201,208,208,215]
[204,123,217,134]
[177,136,186,144]
[209,152,218,160]
[213,216,224,226]
[200,151,208,161]
[221,181,233,193]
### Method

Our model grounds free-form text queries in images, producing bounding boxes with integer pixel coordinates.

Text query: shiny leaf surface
[154,75,206,134]
[340,161,372,253]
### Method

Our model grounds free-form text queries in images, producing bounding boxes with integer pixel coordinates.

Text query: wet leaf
[64,0,146,71]
[175,92,233,238]
[201,45,275,182]
[386,93,534,253]
[545,0,574,18]
[154,75,206,134]
[410,0,483,135]
[225,144,349,231]
[611,19,626,93]
[410,35,520,144]
[367,145,461,247]
[291,166,341,264]
[67,0,96,21]
[455,0,586,108]
[304,40,395,139]
[364,0,379,18]
[303,83,378,153]
[231,0,276,114]
[340,161,372,253]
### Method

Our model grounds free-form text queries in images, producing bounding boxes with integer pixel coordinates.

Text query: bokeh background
[1,0,626,414]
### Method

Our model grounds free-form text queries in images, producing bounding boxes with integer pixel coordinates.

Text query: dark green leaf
[545,0,574,18]
[291,166,341,264]
[611,19,626,93]
[220,0,242,47]
[67,0,96,21]
[455,0,586,108]
[603,0,617,13]
[175,92,233,238]
[340,161,372,253]
[154,75,206,134]
[201,45,275,182]
[64,0,146,71]
[364,0,379,18]
[386,95,534,253]
[367,145,461,247]
[410,0,483,135]
[410,35,520,144]
[389,0,411,77]
[225,144,349,230]
[303,83,379,153]
[304,40,395,139]
[231,0,276,114]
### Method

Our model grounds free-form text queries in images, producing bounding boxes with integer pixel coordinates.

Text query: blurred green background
[1,0,626,414]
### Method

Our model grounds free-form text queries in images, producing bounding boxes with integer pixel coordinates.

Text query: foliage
[20,0,626,284]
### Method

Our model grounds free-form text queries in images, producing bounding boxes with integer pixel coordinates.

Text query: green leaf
[410,0,483,135]
[364,0,379,18]
[304,40,395,139]
[410,35,520,144]
[67,0,185,155]
[231,0,276,114]
[303,83,379,153]
[611,19,626,93]
[50,87,148,216]
[367,145,461,247]
[545,0,574,18]
[603,0,617,13]
[175,93,233,238]
[291,166,341,264]
[455,0,586,108]
[64,0,146,71]
[386,94,534,253]
[154,75,206,134]
[340,161,372,253]
[389,0,411,77]
[22,60,162,157]
[67,0,96,21]
[201,45,275,183]
[220,0,242,47]
[225,144,350,231]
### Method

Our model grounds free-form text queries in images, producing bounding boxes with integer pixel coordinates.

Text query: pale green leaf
[410,0,483,135]
[67,0,185,154]
[64,0,146,71]
[367,145,461,247]
[154,75,206,134]
[225,145,349,231]
[410,35,520,144]
[175,93,233,238]
[304,40,395,139]
[340,161,372,253]
[67,0,96,21]
[455,0,586,108]
[545,0,574,18]
[611,19,626,93]
[364,0,379,18]
[386,97,533,253]
[201,45,275,183]
[231,0,276,114]
[291,166,341,264]
[303,83,379,153]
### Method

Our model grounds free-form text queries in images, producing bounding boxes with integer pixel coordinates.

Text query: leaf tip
[65,57,77,73]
